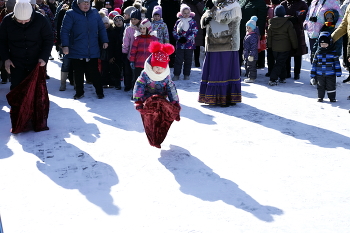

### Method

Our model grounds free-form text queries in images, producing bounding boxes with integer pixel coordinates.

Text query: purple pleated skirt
[198,51,242,105]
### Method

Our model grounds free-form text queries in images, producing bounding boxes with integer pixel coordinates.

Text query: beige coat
[332,4,350,58]
[200,1,242,52]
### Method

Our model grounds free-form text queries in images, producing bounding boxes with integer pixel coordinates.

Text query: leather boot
[59,72,68,91]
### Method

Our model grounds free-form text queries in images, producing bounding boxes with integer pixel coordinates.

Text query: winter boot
[59,72,68,91]
[342,75,350,83]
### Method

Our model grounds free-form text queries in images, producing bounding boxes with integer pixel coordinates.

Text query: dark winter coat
[114,25,125,63]
[181,0,205,46]
[239,0,267,40]
[160,0,181,45]
[281,0,309,56]
[60,0,108,59]
[310,46,342,77]
[243,32,259,60]
[267,17,298,52]
[103,26,118,61]
[143,0,159,20]
[0,11,53,69]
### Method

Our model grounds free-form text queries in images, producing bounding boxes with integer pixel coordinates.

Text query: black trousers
[270,51,290,81]
[342,34,348,68]
[71,58,103,96]
[173,48,193,76]
[101,60,118,86]
[286,55,302,77]
[267,48,275,75]
[9,63,36,90]
[122,55,133,90]
[316,75,336,100]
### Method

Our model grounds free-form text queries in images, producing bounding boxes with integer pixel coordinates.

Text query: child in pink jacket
[122,9,141,91]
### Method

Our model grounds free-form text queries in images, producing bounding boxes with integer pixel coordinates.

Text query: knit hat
[139,18,152,31]
[318,31,332,45]
[113,14,124,23]
[152,5,162,18]
[114,7,121,15]
[149,41,175,68]
[102,16,109,24]
[130,8,141,20]
[180,3,190,14]
[100,7,109,16]
[77,0,89,4]
[5,0,16,12]
[14,0,33,20]
[274,5,285,17]
[246,16,258,30]
[108,10,119,19]
[123,6,135,16]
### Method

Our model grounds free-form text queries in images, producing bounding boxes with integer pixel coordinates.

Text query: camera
[309,16,317,22]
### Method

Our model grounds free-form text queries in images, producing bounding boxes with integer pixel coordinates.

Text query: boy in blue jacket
[310,31,342,102]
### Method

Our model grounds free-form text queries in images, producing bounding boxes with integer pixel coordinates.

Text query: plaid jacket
[310,49,342,78]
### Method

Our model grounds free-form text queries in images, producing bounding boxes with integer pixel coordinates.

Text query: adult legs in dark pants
[9,65,35,90]
[194,46,201,67]
[266,48,275,76]
[342,34,350,83]
[286,55,302,80]
[257,50,265,68]
[122,54,133,91]
[0,60,9,84]
[71,58,104,99]
[269,51,290,83]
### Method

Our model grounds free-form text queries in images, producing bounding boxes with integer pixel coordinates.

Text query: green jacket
[239,0,267,40]
[267,17,298,52]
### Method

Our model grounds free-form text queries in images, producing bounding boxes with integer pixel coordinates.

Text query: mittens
[310,78,317,85]
[248,56,254,62]
[203,16,212,26]
[134,100,144,113]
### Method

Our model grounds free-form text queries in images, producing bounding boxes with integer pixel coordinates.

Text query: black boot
[342,75,350,83]
[294,74,300,80]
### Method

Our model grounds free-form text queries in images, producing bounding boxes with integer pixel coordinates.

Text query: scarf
[177,17,191,33]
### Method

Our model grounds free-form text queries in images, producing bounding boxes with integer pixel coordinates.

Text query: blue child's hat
[318,31,332,45]
[246,16,258,30]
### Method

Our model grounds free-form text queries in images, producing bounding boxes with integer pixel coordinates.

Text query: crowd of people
[0,0,350,134]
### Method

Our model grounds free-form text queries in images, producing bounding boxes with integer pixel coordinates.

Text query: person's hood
[269,17,290,29]
[72,0,91,15]
[324,9,339,24]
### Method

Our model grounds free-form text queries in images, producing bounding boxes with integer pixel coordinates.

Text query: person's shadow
[14,102,119,215]
[159,145,283,222]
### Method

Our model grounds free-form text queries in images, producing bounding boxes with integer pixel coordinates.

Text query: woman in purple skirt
[198,0,242,107]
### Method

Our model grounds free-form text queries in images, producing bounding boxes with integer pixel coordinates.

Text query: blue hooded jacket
[60,0,108,59]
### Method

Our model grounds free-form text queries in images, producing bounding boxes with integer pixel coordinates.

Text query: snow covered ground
[0,49,350,233]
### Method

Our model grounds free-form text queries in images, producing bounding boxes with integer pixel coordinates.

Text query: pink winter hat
[139,18,152,32]
[177,4,195,18]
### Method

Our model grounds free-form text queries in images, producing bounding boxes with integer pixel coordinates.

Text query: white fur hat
[14,0,33,20]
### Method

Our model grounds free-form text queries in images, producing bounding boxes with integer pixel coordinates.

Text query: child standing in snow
[122,8,141,91]
[172,4,198,81]
[151,5,169,44]
[133,41,180,148]
[310,31,341,102]
[243,16,259,83]
[129,18,158,85]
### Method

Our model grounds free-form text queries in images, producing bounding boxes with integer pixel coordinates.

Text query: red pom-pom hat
[149,41,175,68]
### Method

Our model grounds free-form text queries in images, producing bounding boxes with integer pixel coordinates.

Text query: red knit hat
[149,41,175,68]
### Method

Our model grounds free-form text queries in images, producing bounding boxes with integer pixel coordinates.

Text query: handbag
[258,34,267,53]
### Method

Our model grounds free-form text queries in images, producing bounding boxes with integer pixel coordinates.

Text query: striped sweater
[310,49,342,78]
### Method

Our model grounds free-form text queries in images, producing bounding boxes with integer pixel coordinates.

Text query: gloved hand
[178,37,187,44]
[130,62,135,69]
[310,78,317,85]
[134,100,144,113]
[248,56,254,62]
[203,16,212,26]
